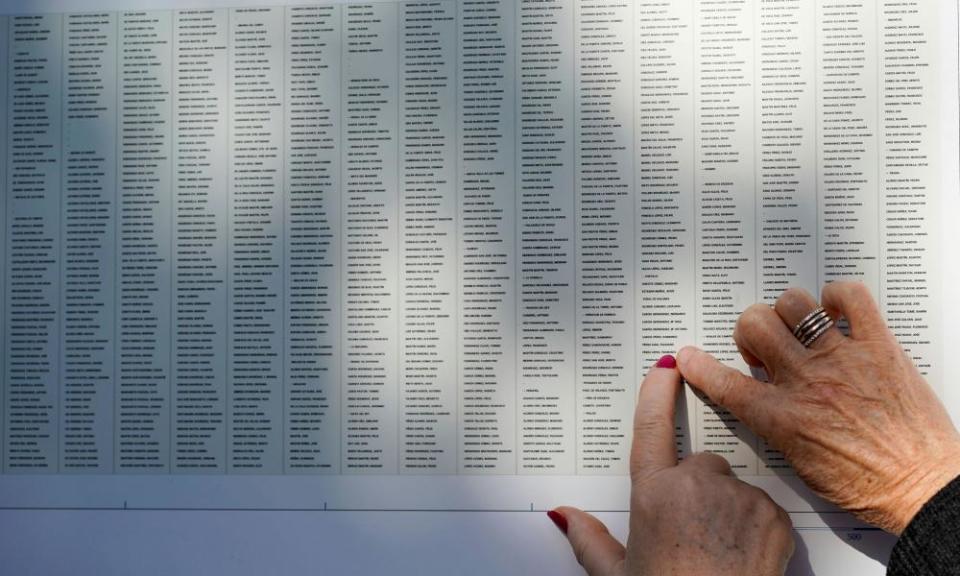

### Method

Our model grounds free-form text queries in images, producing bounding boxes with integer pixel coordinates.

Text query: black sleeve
[887,474,960,575]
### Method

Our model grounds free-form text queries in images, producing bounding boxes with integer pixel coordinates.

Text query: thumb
[549,507,626,576]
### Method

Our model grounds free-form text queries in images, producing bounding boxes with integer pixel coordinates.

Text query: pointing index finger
[677,346,780,439]
[630,355,682,483]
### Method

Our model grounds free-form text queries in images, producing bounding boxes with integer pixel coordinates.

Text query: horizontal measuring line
[0,506,533,513]
[0,505,878,522]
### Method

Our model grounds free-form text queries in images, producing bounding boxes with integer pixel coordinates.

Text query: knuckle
[676,470,701,493]
[714,369,742,406]
[693,450,730,471]
[737,304,768,333]
[633,412,670,438]
[572,525,610,567]
[821,280,842,301]
[848,281,870,299]
[713,455,733,473]
[748,488,785,520]
[771,509,794,542]
[631,489,657,516]
[780,287,809,307]
[760,497,783,521]
[832,280,872,309]
[573,540,588,566]
[777,505,794,529]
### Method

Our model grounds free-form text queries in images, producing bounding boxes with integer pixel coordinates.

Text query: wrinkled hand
[678,281,960,534]
[550,358,794,576]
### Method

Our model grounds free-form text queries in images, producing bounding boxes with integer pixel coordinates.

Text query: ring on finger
[792,306,834,347]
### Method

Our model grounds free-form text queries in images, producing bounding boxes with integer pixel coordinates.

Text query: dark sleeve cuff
[888,473,960,576]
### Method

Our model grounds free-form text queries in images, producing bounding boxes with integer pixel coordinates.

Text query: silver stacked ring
[792,306,834,347]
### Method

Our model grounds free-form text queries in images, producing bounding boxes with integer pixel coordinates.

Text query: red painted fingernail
[655,354,677,369]
[547,509,568,534]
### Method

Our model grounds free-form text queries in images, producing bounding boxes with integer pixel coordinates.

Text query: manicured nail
[655,354,677,369]
[547,509,568,534]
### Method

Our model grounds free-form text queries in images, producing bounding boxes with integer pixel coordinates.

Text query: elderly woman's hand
[678,281,960,534]
[550,357,794,576]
